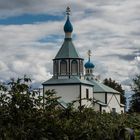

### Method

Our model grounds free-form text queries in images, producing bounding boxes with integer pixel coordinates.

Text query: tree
[103,78,126,105]
[0,76,140,139]
[0,76,61,139]
[129,75,140,112]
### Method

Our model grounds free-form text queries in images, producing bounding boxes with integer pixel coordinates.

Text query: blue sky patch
[39,35,63,43]
[0,14,63,25]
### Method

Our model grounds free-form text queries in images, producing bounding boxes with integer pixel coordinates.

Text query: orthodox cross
[66,6,71,15]
[88,50,92,61]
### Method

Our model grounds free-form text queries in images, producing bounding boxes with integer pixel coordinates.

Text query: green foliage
[103,78,126,105]
[0,76,140,139]
[129,75,140,112]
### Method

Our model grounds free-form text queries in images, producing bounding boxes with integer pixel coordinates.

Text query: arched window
[86,69,89,74]
[80,60,83,73]
[60,60,67,75]
[71,60,78,75]
[54,61,58,75]
[90,69,93,74]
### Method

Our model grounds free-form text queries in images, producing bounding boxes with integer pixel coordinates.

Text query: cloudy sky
[0,0,140,97]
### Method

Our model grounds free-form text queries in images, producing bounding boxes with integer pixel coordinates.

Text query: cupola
[84,50,95,79]
[84,60,95,69]
[64,8,73,33]
[84,50,95,69]
[64,7,73,38]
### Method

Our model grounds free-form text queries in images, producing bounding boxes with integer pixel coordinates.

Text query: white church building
[43,7,125,113]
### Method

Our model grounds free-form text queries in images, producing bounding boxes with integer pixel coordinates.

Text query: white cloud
[0,21,63,84]
[0,0,140,93]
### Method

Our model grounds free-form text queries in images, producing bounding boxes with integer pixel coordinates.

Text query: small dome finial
[66,6,71,15]
[88,50,92,61]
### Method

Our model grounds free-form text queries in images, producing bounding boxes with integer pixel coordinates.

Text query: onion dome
[84,50,95,68]
[64,7,73,33]
[84,60,95,68]
[64,16,73,32]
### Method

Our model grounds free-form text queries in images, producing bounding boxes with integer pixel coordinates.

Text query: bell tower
[53,7,84,79]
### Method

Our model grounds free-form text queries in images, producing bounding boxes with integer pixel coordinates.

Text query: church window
[86,88,89,99]
[71,60,78,75]
[60,60,67,75]
[54,61,58,75]
[87,69,90,74]
[90,69,93,73]
[112,108,116,113]
[80,61,83,73]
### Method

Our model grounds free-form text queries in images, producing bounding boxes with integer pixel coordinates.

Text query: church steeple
[55,7,79,59]
[53,7,84,78]
[64,7,73,38]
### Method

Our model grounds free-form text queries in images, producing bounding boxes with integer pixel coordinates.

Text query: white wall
[81,85,93,107]
[44,85,80,107]
[44,85,124,113]
[102,93,124,113]
[94,93,105,103]
[44,84,94,108]
[107,94,120,112]
[93,103,100,111]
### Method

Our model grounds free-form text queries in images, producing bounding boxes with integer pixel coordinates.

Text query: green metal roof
[55,38,81,59]
[43,76,93,86]
[58,99,68,108]
[89,80,120,94]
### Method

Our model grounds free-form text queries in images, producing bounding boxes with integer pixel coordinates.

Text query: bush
[0,76,140,139]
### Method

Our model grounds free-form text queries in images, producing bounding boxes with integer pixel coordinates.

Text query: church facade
[43,7,125,113]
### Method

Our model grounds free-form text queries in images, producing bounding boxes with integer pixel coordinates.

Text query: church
[43,7,125,113]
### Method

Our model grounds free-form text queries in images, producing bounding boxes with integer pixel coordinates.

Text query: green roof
[58,99,68,108]
[55,38,81,59]
[43,76,93,86]
[89,80,120,94]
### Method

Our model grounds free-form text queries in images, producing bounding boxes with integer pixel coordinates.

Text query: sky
[0,0,140,99]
